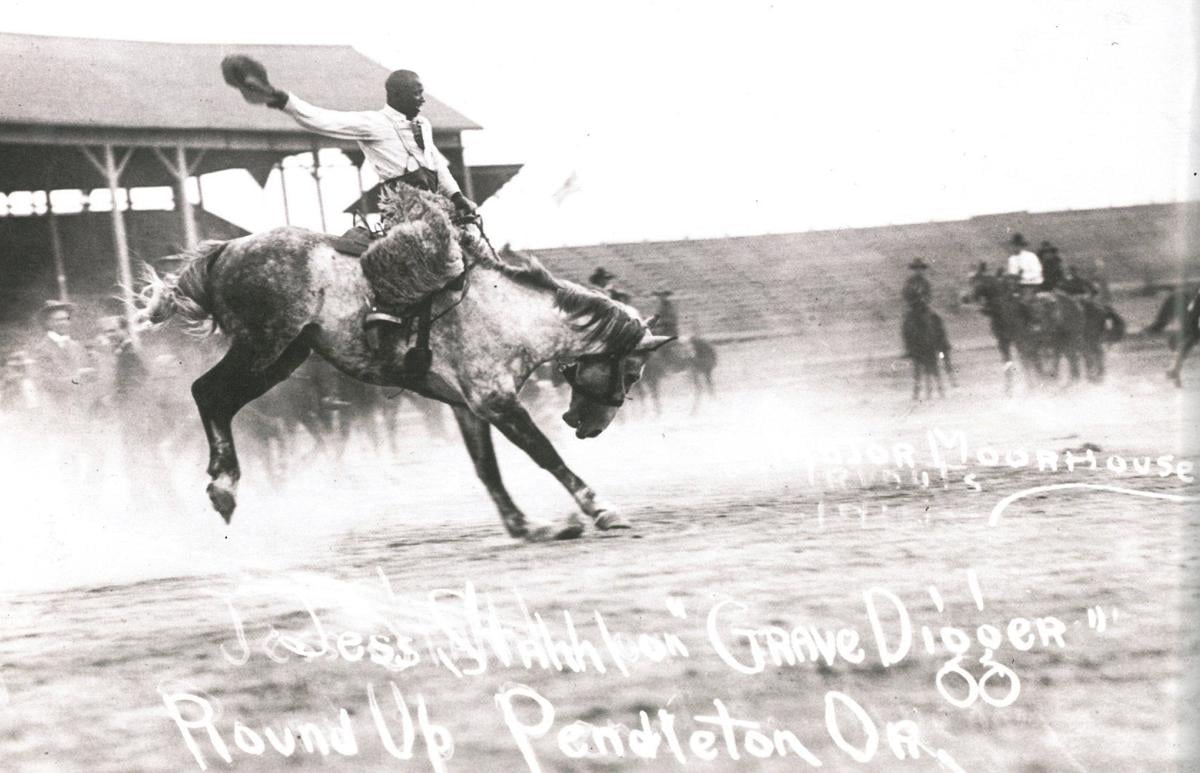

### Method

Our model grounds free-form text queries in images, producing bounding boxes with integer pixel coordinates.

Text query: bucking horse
[135,189,673,541]
[1165,287,1200,387]
[636,334,717,414]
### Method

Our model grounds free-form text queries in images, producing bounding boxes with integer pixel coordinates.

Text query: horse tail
[133,240,228,335]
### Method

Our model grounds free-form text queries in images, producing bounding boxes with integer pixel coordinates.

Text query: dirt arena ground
[0,333,1196,772]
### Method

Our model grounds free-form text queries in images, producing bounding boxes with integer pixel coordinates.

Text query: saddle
[331,225,375,257]
[330,221,475,380]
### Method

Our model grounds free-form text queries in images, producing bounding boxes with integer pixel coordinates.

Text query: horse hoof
[207,482,236,524]
[524,521,585,542]
[595,511,633,530]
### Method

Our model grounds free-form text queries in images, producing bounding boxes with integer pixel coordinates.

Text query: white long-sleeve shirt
[280,93,462,197]
[1006,249,1044,286]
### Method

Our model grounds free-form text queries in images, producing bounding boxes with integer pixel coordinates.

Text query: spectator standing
[30,300,95,414]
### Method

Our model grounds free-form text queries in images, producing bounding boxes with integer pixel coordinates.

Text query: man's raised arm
[223,56,387,141]
[272,93,391,141]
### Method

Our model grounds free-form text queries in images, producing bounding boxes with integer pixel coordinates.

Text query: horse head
[560,330,674,438]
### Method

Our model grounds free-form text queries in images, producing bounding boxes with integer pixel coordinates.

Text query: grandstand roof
[0,32,480,192]
[0,32,478,135]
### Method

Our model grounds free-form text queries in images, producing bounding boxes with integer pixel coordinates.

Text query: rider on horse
[223,58,480,338]
[1038,240,1065,292]
[1005,233,1043,298]
[901,258,933,356]
[650,290,680,338]
[1004,232,1045,325]
[588,267,632,304]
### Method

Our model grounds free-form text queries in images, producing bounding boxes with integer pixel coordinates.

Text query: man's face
[45,310,71,336]
[388,76,425,119]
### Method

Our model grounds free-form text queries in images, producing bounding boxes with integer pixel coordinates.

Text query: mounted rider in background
[1005,233,1043,300]
[649,290,680,338]
[901,258,933,356]
[1038,240,1065,292]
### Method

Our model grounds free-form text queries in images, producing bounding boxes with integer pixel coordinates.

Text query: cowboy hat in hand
[221,54,283,105]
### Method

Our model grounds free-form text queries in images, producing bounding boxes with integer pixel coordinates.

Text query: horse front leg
[478,394,631,533]
[451,406,574,540]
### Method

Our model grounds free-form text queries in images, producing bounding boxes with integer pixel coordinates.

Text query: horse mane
[483,249,647,353]
[376,186,645,352]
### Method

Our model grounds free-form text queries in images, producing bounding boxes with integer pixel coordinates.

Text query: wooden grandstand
[530,201,1200,357]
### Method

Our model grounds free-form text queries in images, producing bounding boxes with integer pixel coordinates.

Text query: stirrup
[365,309,409,327]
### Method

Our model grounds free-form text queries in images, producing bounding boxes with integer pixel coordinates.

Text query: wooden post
[47,201,69,302]
[152,145,204,248]
[354,160,370,229]
[196,173,206,212]
[461,157,476,202]
[310,147,327,232]
[278,162,292,225]
[43,169,70,302]
[175,145,198,248]
[81,144,138,346]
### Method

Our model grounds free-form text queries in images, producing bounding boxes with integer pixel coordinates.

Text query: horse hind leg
[192,330,314,522]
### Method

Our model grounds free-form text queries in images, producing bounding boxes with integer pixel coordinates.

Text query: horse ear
[636,334,676,352]
[644,314,659,327]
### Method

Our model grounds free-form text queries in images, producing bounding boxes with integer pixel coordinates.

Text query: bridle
[558,351,632,408]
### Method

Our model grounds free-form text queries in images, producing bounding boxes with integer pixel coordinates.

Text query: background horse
[636,335,717,413]
[1079,296,1126,382]
[901,303,954,400]
[1166,287,1200,386]
[1143,284,1199,338]
[964,272,1043,394]
[964,273,1090,393]
[136,194,672,542]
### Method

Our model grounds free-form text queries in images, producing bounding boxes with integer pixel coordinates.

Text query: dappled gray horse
[136,191,672,541]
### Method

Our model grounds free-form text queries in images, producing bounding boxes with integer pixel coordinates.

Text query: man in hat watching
[30,300,95,411]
